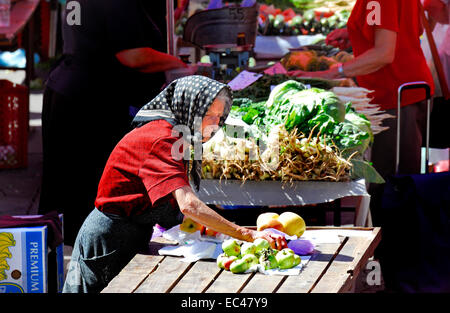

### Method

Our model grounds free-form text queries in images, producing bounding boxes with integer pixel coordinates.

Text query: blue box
[0,214,65,293]
[0,226,48,293]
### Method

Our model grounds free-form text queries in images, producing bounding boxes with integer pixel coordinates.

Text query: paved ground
[0,69,386,293]
[0,70,74,283]
[0,71,43,217]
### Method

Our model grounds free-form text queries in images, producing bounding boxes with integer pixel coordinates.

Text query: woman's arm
[116,47,187,73]
[172,185,288,249]
[289,28,397,79]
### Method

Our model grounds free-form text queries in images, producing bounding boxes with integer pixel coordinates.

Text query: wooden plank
[310,236,369,293]
[204,269,254,293]
[170,260,221,293]
[276,242,343,293]
[240,273,285,294]
[134,257,194,293]
[335,228,382,292]
[101,254,164,293]
[104,227,381,293]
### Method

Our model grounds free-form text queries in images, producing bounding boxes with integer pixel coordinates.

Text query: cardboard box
[0,214,65,293]
[0,226,48,293]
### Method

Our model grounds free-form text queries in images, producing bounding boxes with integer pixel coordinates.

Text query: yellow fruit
[0,259,9,271]
[180,217,204,233]
[0,249,12,259]
[278,212,306,237]
[256,212,285,232]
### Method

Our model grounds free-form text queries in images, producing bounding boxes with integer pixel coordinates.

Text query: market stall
[196,179,371,226]
[102,226,381,293]
[171,0,391,228]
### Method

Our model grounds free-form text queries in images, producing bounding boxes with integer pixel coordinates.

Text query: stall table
[195,179,372,227]
[102,227,381,293]
[0,0,41,88]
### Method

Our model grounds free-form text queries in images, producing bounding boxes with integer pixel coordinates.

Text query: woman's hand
[251,230,288,250]
[326,28,351,50]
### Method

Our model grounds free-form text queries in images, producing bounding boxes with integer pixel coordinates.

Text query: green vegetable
[266,86,345,134]
[242,108,261,124]
[274,14,286,30]
[291,15,303,26]
[266,80,307,108]
[350,159,385,184]
[228,77,383,183]
[336,106,373,156]
[303,9,315,22]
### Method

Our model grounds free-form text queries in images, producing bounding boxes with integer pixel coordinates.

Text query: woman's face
[201,97,225,142]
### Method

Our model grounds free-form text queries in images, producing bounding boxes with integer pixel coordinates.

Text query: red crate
[0,80,29,169]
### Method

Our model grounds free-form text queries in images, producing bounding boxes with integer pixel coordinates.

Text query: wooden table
[102,227,381,294]
[0,0,41,87]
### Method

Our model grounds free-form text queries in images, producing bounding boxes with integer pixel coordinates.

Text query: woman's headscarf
[132,75,232,191]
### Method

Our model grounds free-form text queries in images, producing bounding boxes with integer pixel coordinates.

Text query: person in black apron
[39,0,187,246]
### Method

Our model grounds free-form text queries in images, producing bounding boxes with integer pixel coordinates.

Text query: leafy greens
[229,80,382,182]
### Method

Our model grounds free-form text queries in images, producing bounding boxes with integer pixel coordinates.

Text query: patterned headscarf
[132,75,232,191]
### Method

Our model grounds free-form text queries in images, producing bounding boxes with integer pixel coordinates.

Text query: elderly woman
[62,76,287,293]
[290,0,435,224]
[40,0,187,247]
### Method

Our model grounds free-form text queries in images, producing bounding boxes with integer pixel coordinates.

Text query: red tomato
[314,9,335,19]
[282,8,296,22]
[260,4,277,16]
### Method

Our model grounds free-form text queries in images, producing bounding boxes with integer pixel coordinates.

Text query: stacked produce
[281,50,353,71]
[232,74,355,102]
[217,211,311,274]
[282,50,337,71]
[235,80,373,155]
[218,239,301,273]
[203,79,385,183]
[289,0,356,11]
[202,124,353,182]
[331,87,394,135]
[258,3,352,36]
[257,212,306,237]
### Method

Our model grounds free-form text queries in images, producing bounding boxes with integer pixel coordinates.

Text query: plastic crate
[0,80,29,169]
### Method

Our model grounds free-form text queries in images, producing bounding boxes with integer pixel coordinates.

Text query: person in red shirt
[62,76,287,293]
[289,0,435,224]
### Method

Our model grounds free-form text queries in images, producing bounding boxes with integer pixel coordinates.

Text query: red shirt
[95,120,190,216]
[347,0,434,110]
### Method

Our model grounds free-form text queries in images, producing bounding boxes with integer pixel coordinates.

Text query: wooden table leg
[333,198,341,226]
[354,195,372,227]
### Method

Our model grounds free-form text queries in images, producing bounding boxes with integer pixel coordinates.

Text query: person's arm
[289,28,397,79]
[172,185,288,250]
[116,47,187,73]
[326,28,351,50]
